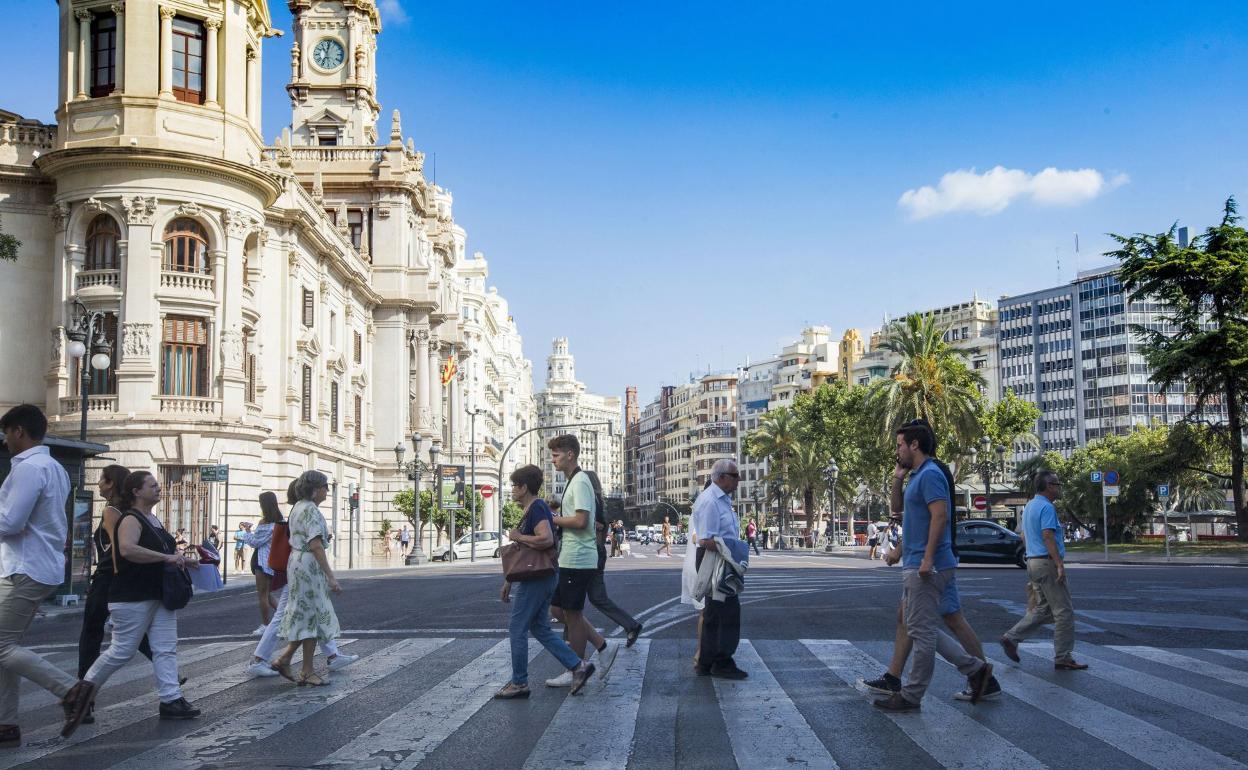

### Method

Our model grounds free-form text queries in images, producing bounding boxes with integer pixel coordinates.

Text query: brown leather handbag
[500,540,558,582]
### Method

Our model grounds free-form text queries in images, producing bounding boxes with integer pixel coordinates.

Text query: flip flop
[299,672,329,687]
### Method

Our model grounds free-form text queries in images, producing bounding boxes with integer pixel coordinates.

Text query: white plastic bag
[680,524,705,610]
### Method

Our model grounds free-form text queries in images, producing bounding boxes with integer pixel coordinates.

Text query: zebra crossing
[12,635,1248,770]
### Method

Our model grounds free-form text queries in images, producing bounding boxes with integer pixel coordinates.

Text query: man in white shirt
[691,459,746,679]
[0,404,78,747]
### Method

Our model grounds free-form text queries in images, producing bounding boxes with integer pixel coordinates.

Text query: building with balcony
[0,0,534,561]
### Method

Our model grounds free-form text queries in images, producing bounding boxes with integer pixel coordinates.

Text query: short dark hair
[547,434,580,458]
[548,498,562,512]
[119,470,154,510]
[895,419,936,455]
[0,404,48,442]
[1035,470,1059,493]
[509,464,543,496]
[286,479,299,506]
[258,491,283,524]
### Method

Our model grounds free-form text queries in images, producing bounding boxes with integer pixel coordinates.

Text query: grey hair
[710,459,738,482]
[293,470,330,502]
[1034,470,1059,493]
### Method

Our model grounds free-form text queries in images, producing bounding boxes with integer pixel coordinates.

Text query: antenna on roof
[1074,232,1081,275]
[1055,246,1061,282]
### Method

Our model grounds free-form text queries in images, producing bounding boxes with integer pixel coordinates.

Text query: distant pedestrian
[62,469,201,737]
[1000,471,1088,671]
[0,405,82,747]
[233,523,247,572]
[399,525,411,555]
[203,525,221,552]
[174,528,188,552]
[867,520,880,560]
[691,459,747,679]
[745,518,760,556]
[872,421,992,711]
[658,516,673,557]
[611,520,625,557]
[543,435,598,694]
[268,471,344,686]
[496,464,592,699]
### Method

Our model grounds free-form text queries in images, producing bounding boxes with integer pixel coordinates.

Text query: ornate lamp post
[969,435,1007,518]
[65,299,113,446]
[393,433,438,564]
[823,458,839,547]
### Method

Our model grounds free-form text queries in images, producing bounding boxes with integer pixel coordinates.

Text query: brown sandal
[270,661,297,683]
[298,672,329,687]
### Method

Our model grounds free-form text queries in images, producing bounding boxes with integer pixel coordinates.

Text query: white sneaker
[545,670,574,687]
[327,653,360,671]
[246,661,279,678]
[595,642,619,681]
[252,625,267,636]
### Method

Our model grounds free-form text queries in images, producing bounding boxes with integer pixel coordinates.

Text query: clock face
[312,38,345,70]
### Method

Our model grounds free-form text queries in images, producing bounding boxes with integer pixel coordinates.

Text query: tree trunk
[1225,376,1247,542]
[804,487,815,531]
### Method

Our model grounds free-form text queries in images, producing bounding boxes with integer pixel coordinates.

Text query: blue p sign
[1158,484,1170,498]
[1090,471,1102,483]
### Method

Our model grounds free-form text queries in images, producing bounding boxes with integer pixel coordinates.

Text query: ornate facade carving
[221,327,243,369]
[121,321,151,360]
[120,195,157,225]
[49,202,69,231]
[82,197,106,214]
[49,327,63,364]
[159,6,175,20]
[221,209,255,237]
[175,202,204,218]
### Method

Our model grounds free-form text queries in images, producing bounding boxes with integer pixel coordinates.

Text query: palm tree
[869,313,985,449]
[788,440,828,533]
[745,408,799,536]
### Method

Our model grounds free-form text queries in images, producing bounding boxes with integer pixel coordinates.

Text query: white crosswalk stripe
[11,637,1248,770]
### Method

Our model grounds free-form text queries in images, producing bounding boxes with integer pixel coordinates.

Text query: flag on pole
[440,354,457,385]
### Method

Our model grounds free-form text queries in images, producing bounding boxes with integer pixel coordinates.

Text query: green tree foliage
[377,517,392,540]
[0,215,20,262]
[501,501,524,530]
[868,313,985,455]
[791,380,893,517]
[1111,197,1248,541]
[979,389,1041,452]
[392,488,478,541]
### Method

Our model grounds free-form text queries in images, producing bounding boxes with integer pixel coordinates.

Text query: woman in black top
[62,471,201,738]
[74,465,156,721]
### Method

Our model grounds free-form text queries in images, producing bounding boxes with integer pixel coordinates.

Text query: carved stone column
[116,196,158,414]
[203,19,219,106]
[415,326,430,432]
[75,9,91,99]
[219,209,252,418]
[111,3,125,93]
[158,6,174,98]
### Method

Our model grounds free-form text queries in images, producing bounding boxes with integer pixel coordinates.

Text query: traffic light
[349,487,360,511]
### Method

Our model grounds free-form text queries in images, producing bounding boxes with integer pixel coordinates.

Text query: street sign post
[1097,469,1119,561]
[198,464,230,583]
[1158,483,1172,559]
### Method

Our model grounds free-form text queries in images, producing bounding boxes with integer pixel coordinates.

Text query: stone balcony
[59,395,117,415]
[157,396,220,416]
[76,269,121,292]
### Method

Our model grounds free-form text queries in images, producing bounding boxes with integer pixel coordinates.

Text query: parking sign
[1090,471,1102,483]
[1158,484,1170,499]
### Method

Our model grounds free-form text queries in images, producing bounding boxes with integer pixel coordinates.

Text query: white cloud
[898,166,1128,220]
[378,0,409,24]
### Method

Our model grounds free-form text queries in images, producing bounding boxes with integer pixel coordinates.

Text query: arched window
[84,214,120,271]
[163,218,209,273]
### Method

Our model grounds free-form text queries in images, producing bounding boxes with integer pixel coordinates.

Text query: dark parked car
[955,520,1025,568]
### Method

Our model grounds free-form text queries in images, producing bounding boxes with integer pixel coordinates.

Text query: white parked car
[433,530,510,561]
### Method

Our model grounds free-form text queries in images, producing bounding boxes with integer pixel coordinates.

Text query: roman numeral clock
[312,38,345,71]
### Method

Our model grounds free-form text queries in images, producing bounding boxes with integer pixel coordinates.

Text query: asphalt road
[13,552,1248,770]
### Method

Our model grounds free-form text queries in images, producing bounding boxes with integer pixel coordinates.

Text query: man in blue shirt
[874,422,993,711]
[690,459,746,680]
[1000,470,1088,670]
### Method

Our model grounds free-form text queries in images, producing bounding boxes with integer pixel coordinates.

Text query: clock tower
[286,0,381,146]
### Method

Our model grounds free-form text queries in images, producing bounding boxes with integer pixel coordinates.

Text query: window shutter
[302,365,312,421]
[353,331,362,364]
[331,381,339,432]
[302,288,314,328]
[354,394,362,442]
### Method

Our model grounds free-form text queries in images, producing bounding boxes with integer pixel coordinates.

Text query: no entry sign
[973,495,988,512]
[480,484,494,499]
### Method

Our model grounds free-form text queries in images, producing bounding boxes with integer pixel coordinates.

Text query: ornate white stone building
[0,0,535,563]
[534,338,622,500]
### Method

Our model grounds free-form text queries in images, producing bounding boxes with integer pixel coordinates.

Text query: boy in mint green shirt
[548,435,598,670]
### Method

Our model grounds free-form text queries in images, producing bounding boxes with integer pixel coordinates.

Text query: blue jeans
[509,573,581,685]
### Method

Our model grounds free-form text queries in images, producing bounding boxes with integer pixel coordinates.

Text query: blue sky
[6,1,1247,403]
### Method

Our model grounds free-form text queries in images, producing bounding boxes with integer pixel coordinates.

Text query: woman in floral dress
[271,470,342,686]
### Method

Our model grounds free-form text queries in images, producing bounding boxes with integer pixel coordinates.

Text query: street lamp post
[393,434,438,564]
[66,299,112,584]
[969,435,1007,519]
[467,407,487,562]
[823,458,839,548]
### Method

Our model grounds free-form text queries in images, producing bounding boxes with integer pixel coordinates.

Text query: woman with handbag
[495,464,593,700]
[268,471,343,686]
[239,494,283,632]
[62,471,200,737]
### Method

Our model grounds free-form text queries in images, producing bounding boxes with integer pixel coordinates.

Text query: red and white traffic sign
[480,484,494,499]
[972,495,988,512]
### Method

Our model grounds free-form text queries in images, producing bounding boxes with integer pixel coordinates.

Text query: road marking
[1081,610,1248,631]
[1109,646,1248,689]
[522,639,650,770]
[21,641,253,711]
[0,639,361,770]
[717,641,839,769]
[103,638,450,770]
[805,639,1045,770]
[985,652,1246,770]
[1020,643,1248,731]
[1211,649,1248,663]
[321,639,539,769]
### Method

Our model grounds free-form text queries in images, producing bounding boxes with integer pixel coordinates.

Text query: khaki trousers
[1004,558,1076,663]
[0,574,78,724]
